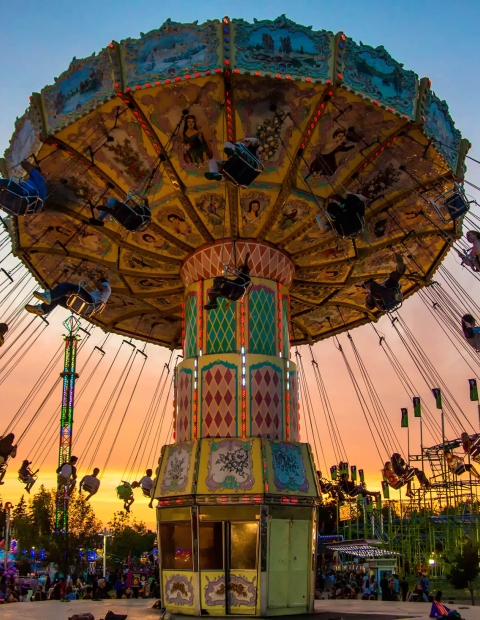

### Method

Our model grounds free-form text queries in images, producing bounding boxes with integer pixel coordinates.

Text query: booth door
[200,521,258,615]
[267,519,310,611]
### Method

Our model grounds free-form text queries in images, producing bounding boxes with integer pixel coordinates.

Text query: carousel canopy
[3,14,469,347]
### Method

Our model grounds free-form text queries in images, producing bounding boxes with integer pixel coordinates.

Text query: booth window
[160,522,193,569]
[199,521,224,570]
[230,522,258,570]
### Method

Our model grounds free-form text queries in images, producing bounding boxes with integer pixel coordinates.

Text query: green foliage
[10,486,102,566]
[107,511,156,563]
[446,541,480,605]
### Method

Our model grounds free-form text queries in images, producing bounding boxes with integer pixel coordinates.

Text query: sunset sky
[1,0,480,529]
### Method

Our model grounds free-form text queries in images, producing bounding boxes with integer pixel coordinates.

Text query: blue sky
[1,1,480,524]
[1,0,480,164]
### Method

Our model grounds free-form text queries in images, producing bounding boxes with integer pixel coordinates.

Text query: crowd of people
[316,569,434,602]
[0,568,160,604]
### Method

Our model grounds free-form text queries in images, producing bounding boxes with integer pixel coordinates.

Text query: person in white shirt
[25,278,111,316]
[56,455,78,496]
[79,467,101,500]
[138,468,154,508]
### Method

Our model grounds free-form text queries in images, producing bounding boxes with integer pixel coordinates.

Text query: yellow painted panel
[153,439,198,498]
[200,570,226,615]
[197,437,264,495]
[162,569,195,614]
[230,570,258,615]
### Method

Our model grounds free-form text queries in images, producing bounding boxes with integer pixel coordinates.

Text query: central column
[176,240,299,443]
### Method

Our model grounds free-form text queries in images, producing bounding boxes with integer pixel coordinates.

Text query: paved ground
[0,598,476,619]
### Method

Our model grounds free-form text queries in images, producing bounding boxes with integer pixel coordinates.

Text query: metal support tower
[55,315,80,535]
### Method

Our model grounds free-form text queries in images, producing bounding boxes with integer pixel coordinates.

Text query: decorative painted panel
[155,441,198,497]
[289,370,299,443]
[201,362,238,438]
[181,240,295,287]
[249,285,276,355]
[229,571,258,613]
[201,572,226,615]
[207,294,236,354]
[4,105,43,176]
[250,362,283,439]
[184,292,197,359]
[233,15,332,80]
[163,570,195,612]
[176,370,193,442]
[343,38,417,117]
[264,441,318,497]
[206,439,255,492]
[122,19,221,85]
[42,50,116,132]
[423,91,461,172]
[197,437,263,495]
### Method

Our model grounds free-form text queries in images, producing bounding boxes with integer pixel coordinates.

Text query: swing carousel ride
[1,14,478,617]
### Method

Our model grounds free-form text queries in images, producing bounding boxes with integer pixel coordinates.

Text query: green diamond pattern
[207,297,235,354]
[249,287,275,356]
[185,293,197,359]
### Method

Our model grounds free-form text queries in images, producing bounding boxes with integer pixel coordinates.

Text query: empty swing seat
[222,144,264,188]
[66,281,106,318]
[431,184,469,223]
[111,191,151,232]
[0,178,43,216]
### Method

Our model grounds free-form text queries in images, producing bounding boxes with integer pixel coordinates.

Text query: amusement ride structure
[1,13,480,616]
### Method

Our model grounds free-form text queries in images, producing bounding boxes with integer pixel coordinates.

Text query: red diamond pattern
[250,364,283,439]
[201,363,237,438]
[176,370,192,442]
[290,370,299,442]
[180,241,294,287]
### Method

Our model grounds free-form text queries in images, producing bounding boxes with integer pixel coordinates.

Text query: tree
[447,542,479,605]
[107,511,156,564]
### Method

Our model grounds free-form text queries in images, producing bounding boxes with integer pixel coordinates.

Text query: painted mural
[123,19,220,83]
[423,91,461,171]
[267,198,314,242]
[203,574,225,606]
[271,442,309,492]
[128,228,187,259]
[160,442,194,494]
[205,439,254,492]
[139,80,223,177]
[303,96,398,187]
[240,191,270,236]
[164,572,195,606]
[343,40,417,117]
[119,249,179,274]
[195,192,226,237]
[42,51,115,129]
[4,107,43,175]
[234,78,316,174]
[156,204,204,246]
[233,15,332,79]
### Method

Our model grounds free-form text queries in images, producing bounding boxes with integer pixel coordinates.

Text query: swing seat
[430,184,469,223]
[222,264,253,301]
[378,284,403,313]
[117,486,133,501]
[328,213,365,240]
[0,178,43,216]
[222,144,264,188]
[66,280,106,318]
[111,192,151,232]
[458,250,480,272]
[141,487,151,499]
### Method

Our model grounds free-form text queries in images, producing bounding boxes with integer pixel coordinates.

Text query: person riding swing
[365,253,405,312]
[90,193,151,232]
[326,193,367,238]
[0,433,17,484]
[383,461,414,498]
[204,138,263,187]
[0,159,46,216]
[18,459,38,494]
[204,252,252,311]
